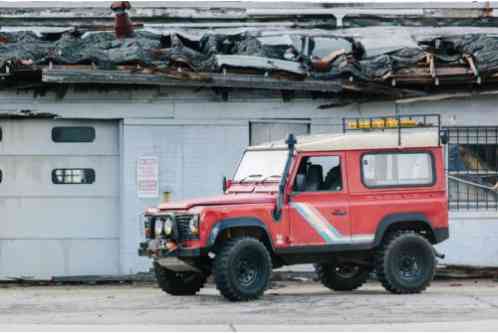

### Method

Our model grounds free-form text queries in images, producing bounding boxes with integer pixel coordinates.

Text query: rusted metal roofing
[2,1,498,104]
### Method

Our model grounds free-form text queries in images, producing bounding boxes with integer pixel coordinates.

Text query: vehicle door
[287,152,352,247]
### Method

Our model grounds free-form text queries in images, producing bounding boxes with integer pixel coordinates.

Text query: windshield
[234,150,288,182]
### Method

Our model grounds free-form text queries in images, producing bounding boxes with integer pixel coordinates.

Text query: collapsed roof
[3,1,498,102]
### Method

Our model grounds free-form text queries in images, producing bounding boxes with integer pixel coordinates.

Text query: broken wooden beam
[42,68,345,92]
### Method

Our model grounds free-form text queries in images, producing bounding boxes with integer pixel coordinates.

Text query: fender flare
[373,213,434,247]
[207,217,273,249]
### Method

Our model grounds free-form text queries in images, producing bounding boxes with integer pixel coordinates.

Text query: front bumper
[138,241,201,258]
[139,241,203,272]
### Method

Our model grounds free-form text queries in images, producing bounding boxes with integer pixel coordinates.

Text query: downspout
[273,134,297,220]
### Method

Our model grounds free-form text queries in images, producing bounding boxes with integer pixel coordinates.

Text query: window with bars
[52,169,95,185]
[446,127,498,210]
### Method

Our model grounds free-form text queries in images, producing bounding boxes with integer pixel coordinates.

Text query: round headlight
[154,219,164,238]
[189,214,200,235]
[163,216,174,236]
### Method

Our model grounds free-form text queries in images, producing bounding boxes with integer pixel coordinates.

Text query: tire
[375,230,436,294]
[213,237,272,302]
[154,261,206,296]
[315,262,370,291]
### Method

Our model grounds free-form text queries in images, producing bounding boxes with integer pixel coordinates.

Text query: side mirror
[294,174,306,192]
[223,176,233,192]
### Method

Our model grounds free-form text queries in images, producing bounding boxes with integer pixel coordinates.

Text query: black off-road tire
[375,230,436,294]
[213,237,272,302]
[315,262,370,291]
[154,261,206,296]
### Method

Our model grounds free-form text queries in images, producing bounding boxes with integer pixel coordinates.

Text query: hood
[158,193,276,211]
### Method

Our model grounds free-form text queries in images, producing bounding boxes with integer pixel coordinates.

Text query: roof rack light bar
[342,113,442,145]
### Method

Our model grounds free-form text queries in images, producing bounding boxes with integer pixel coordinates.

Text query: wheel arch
[373,213,436,246]
[208,217,274,253]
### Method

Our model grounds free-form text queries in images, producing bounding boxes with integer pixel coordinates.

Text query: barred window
[52,169,95,184]
[446,127,498,210]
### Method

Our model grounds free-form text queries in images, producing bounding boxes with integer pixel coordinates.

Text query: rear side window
[362,152,434,187]
[52,127,95,143]
[52,169,95,184]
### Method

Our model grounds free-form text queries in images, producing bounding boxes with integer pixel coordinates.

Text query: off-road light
[189,214,200,235]
[163,216,174,236]
[154,219,164,238]
[347,118,419,129]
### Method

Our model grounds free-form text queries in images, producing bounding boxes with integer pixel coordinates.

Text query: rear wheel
[315,262,370,291]
[376,230,436,294]
[213,237,272,302]
[154,262,206,295]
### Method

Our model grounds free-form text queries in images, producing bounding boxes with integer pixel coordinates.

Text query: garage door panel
[250,122,310,146]
[0,119,120,278]
[0,156,119,197]
[0,120,118,155]
[0,197,119,238]
[0,239,119,279]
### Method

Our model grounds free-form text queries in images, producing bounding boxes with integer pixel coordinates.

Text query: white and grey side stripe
[290,202,374,244]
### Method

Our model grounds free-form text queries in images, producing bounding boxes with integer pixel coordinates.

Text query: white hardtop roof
[248,130,440,152]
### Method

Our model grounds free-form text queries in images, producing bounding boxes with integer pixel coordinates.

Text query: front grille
[175,214,197,241]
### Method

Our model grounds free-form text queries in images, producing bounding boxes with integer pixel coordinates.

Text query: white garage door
[0,119,120,279]
[250,121,310,146]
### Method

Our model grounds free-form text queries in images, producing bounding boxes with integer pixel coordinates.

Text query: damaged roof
[3,1,498,103]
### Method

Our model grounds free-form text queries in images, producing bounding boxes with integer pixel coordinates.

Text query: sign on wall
[137,156,159,198]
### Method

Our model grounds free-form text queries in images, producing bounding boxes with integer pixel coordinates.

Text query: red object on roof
[111,1,133,39]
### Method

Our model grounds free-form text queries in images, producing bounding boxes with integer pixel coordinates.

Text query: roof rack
[342,113,445,146]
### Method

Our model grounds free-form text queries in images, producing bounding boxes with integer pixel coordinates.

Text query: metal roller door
[249,121,310,146]
[0,119,120,279]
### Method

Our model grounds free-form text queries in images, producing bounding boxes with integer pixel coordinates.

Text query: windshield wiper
[239,174,263,183]
[260,175,281,183]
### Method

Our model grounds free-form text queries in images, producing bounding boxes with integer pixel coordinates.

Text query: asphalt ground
[1,279,498,331]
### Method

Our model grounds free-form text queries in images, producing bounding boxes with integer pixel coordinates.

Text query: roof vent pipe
[111,1,134,39]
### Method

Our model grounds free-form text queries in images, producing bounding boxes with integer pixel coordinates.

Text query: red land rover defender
[139,114,449,301]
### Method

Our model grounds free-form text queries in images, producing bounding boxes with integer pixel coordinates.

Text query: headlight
[154,219,164,238]
[189,214,200,235]
[163,216,174,236]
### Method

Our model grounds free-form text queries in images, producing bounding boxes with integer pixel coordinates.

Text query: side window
[0,170,2,183]
[52,127,95,143]
[294,156,342,192]
[52,169,95,184]
[362,152,434,187]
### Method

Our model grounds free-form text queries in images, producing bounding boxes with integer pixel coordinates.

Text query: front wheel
[213,237,272,302]
[154,262,206,295]
[376,230,436,294]
[315,262,370,291]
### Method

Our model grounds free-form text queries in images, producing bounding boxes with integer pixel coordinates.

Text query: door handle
[331,209,347,216]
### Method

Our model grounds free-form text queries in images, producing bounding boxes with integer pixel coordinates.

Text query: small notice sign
[137,156,159,198]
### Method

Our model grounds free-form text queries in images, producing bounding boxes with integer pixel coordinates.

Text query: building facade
[0,87,497,279]
[1,1,498,278]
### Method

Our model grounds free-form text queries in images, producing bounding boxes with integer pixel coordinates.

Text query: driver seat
[305,164,323,191]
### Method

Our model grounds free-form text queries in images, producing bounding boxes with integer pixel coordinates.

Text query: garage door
[0,119,120,279]
[250,121,310,146]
